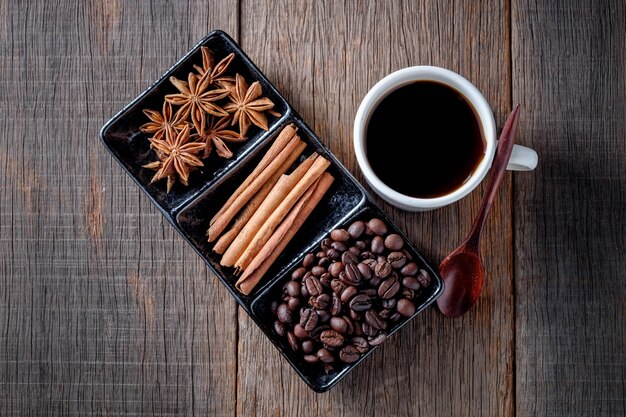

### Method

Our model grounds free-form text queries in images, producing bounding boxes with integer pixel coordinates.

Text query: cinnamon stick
[220,153,317,266]
[210,124,298,226]
[233,156,331,271]
[236,172,334,295]
[207,135,302,241]
[212,141,307,255]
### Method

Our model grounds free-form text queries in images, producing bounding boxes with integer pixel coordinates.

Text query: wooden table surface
[1,1,624,416]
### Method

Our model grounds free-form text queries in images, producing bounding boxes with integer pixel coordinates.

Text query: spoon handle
[465,104,521,250]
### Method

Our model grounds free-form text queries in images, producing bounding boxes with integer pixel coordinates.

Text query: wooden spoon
[437,104,521,318]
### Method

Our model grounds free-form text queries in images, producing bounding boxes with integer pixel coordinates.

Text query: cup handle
[506,144,538,171]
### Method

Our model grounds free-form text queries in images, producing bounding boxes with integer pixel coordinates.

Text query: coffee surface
[366,81,485,198]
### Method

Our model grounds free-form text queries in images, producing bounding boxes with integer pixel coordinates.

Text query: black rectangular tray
[99,30,443,392]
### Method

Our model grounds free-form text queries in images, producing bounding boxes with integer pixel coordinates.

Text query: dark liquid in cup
[366,81,486,198]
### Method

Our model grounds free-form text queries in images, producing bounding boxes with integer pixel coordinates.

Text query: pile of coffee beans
[270,217,432,372]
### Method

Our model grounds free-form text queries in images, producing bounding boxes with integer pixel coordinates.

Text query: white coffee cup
[353,66,538,211]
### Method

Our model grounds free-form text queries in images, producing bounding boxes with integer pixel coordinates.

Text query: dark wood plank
[0,1,238,415]
[237,1,515,415]
[512,1,626,416]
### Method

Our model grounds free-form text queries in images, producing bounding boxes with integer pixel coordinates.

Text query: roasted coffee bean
[417,269,432,287]
[349,309,361,322]
[316,309,331,323]
[397,298,416,317]
[362,258,377,269]
[316,250,326,258]
[402,248,414,261]
[339,345,360,363]
[287,297,300,311]
[343,315,355,335]
[294,324,309,339]
[287,331,299,351]
[310,294,330,310]
[357,262,372,280]
[321,238,333,251]
[311,266,325,277]
[342,250,359,265]
[368,333,387,346]
[400,262,418,276]
[351,336,369,353]
[318,256,330,268]
[309,324,331,340]
[377,255,387,263]
[331,241,348,252]
[329,261,344,277]
[402,276,421,291]
[345,263,362,283]
[277,303,292,323]
[330,316,348,333]
[378,277,400,299]
[291,267,307,281]
[369,275,381,287]
[270,301,279,316]
[340,285,358,303]
[326,248,340,261]
[361,251,376,260]
[303,253,316,268]
[320,272,331,287]
[339,271,359,286]
[330,279,346,295]
[365,310,387,330]
[331,228,350,242]
[300,284,310,298]
[384,233,404,250]
[316,348,334,363]
[302,340,314,354]
[320,329,345,347]
[304,354,319,364]
[402,288,415,299]
[285,281,300,297]
[388,251,407,269]
[375,261,392,278]
[331,294,342,316]
[371,236,385,254]
[378,308,391,319]
[273,320,286,336]
[300,308,318,331]
[324,363,335,374]
[355,240,367,250]
[367,218,388,235]
[359,288,377,297]
[349,294,372,312]
[304,275,323,296]
[382,298,397,309]
[348,220,365,239]
[348,246,361,256]
[361,322,374,337]
[390,312,402,322]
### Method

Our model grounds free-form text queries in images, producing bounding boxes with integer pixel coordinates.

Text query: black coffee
[366,81,485,198]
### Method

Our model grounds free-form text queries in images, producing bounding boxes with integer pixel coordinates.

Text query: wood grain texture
[237,1,514,416]
[512,1,626,416]
[0,1,238,415]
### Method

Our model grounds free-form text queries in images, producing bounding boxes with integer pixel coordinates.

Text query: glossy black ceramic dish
[100,30,444,392]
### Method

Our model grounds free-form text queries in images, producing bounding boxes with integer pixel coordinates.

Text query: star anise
[223,73,278,136]
[193,47,236,90]
[195,115,246,159]
[165,71,230,135]
[139,101,187,140]
[143,125,205,192]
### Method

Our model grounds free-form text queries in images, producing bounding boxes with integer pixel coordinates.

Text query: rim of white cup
[353,66,496,210]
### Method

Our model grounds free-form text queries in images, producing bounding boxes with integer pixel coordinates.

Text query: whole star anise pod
[139,101,188,140]
[193,47,236,90]
[196,116,246,159]
[143,125,205,192]
[165,71,229,135]
[224,73,277,136]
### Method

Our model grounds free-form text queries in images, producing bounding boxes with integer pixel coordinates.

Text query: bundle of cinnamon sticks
[207,124,334,295]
